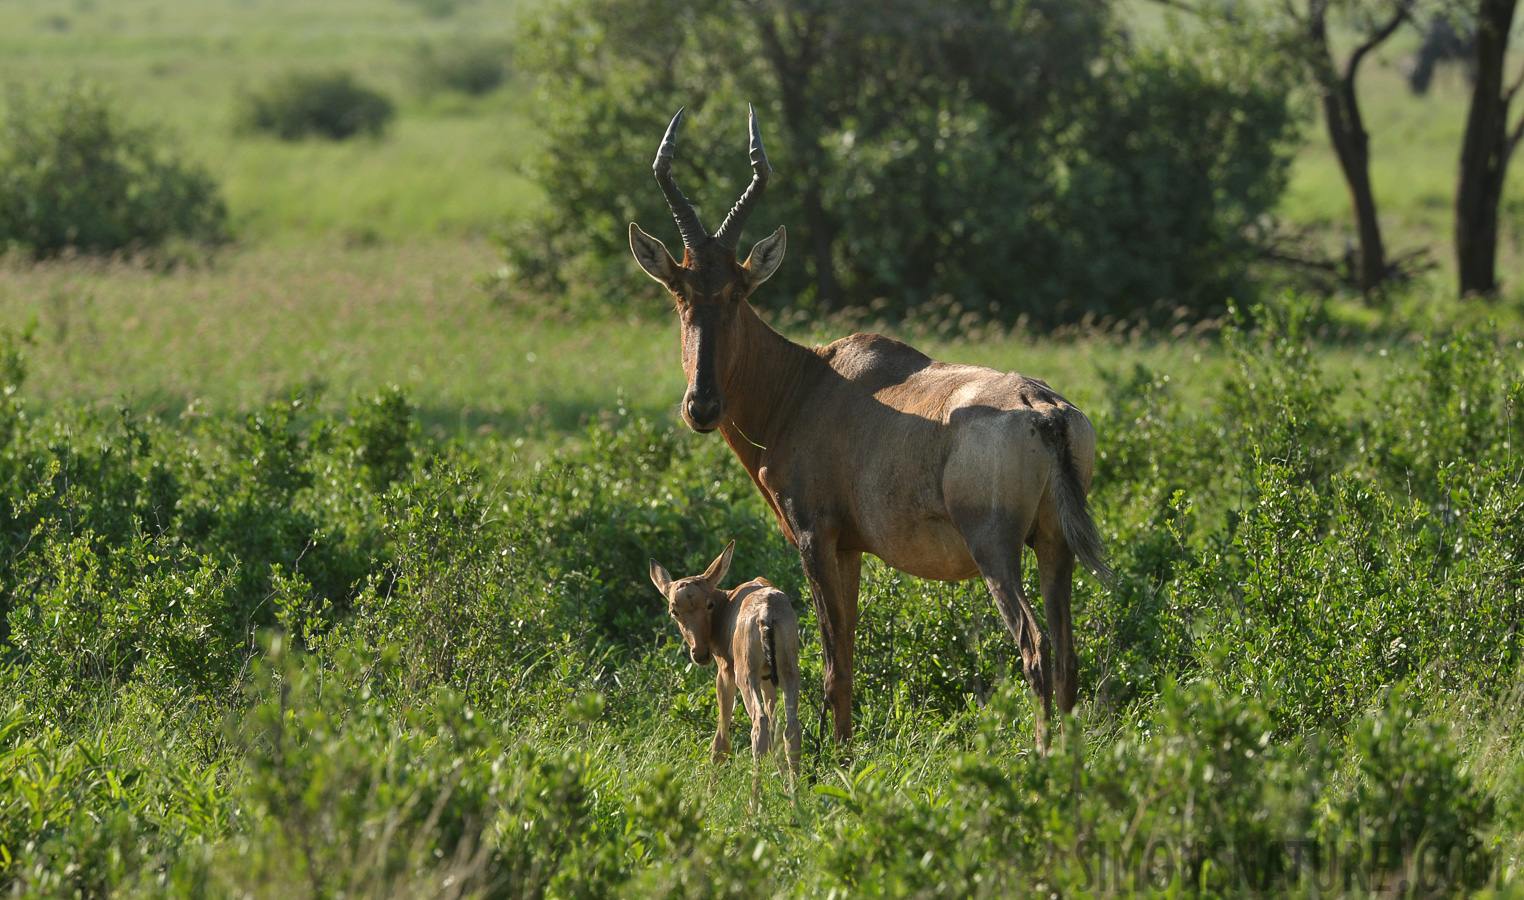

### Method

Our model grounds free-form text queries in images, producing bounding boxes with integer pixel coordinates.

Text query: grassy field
[0,1,1523,896]
[0,0,541,242]
[0,236,1258,432]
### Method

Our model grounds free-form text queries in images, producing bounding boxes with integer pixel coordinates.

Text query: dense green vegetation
[0,297,1520,895]
[0,0,1522,895]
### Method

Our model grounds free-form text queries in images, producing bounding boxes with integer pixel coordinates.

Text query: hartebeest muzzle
[684,391,723,432]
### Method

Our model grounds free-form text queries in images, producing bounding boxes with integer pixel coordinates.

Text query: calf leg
[760,679,787,778]
[739,677,771,762]
[782,666,803,789]
[737,676,770,806]
[712,668,736,764]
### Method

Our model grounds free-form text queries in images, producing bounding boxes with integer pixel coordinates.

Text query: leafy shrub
[507,414,795,650]
[817,680,1320,896]
[400,0,474,17]
[347,385,419,492]
[412,36,511,96]
[0,699,225,897]
[1321,690,1495,893]
[237,71,396,141]
[220,644,638,898]
[0,80,227,257]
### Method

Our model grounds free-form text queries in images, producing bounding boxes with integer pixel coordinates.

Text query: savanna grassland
[0,0,1523,897]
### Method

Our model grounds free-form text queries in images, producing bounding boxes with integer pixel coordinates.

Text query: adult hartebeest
[629,106,1110,748]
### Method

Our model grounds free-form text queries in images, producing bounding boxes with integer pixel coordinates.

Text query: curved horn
[713,104,772,253]
[653,107,709,251]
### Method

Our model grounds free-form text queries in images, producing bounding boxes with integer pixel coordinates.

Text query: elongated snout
[682,386,724,433]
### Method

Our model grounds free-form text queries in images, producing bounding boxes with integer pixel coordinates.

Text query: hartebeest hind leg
[1034,529,1079,716]
[960,515,1055,747]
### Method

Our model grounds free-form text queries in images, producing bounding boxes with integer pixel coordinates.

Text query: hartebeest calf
[650,540,803,786]
[630,107,1109,749]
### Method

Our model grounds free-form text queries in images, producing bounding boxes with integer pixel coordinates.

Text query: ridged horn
[713,104,772,253]
[653,107,708,251]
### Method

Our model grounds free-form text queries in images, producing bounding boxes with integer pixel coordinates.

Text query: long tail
[760,618,779,687]
[1051,415,1113,586]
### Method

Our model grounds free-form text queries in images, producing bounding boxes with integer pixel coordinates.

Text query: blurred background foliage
[509,0,1303,325]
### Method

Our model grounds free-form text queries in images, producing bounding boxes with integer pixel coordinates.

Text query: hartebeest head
[649,540,735,666]
[629,107,786,433]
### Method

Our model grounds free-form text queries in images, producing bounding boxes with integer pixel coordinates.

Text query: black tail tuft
[761,617,780,686]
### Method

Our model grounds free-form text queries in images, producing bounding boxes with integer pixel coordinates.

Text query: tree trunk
[1307,3,1405,295]
[1455,0,1520,298]
[1322,87,1388,292]
[754,6,844,310]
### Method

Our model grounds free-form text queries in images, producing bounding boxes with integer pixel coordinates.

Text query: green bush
[0,80,227,257]
[1321,690,1495,893]
[237,71,396,141]
[412,36,511,96]
[508,0,1300,324]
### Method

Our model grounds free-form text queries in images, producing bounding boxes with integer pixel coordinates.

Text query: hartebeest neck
[717,304,822,456]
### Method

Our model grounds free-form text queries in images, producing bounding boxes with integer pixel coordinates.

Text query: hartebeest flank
[629,107,1110,748]
[650,540,803,790]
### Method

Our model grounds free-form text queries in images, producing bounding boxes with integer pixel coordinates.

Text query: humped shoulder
[816,332,936,382]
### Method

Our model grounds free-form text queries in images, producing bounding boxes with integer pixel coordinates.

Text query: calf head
[629,106,786,433]
[649,540,735,666]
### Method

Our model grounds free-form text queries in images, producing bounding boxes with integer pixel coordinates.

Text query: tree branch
[1141,0,1203,15]
[1506,59,1524,106]
[1344,0,1413,85]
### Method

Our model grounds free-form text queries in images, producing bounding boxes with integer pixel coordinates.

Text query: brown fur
[650,541,803,788]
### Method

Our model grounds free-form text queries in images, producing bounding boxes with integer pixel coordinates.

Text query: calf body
[651,542,802,785]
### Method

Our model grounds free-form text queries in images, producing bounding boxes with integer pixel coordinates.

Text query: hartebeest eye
[706,600,714,610]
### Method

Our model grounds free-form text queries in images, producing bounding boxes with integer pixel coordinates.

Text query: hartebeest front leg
[713,665,737,763]
[795,526,861,746]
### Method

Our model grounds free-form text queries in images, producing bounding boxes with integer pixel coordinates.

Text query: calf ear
[702,540,735,588]
[741,226,785,290]
[650,559,673,596]
[630,223,683,290]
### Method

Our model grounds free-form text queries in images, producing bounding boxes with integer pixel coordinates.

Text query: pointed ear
[630,223,683,289]
[741,226,785,290]
[650,559,674,597]
[702,540,735,588]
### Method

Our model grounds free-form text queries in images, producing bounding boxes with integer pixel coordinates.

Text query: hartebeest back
[630,107,1109,749]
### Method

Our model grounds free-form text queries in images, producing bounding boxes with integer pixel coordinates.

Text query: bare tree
[1295,0,1415,295]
